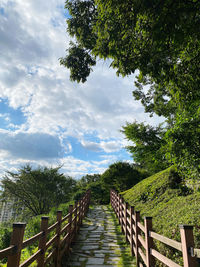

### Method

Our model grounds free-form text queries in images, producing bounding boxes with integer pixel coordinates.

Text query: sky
[0,0,163,179]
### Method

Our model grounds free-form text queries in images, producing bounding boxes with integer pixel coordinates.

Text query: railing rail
[110,189,199,267]
[0,190,91,267]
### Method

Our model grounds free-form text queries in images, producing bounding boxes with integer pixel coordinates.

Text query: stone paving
[63,205,136,267]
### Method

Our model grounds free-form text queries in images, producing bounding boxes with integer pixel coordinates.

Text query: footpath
[63,205,136,267]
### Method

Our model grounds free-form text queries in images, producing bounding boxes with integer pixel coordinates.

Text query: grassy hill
[121,167,200,265]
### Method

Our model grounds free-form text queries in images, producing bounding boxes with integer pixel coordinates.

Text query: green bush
[0,227,12,250]
[86,181,106,204]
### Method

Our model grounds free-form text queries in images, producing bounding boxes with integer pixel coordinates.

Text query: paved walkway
[63,205,135,267]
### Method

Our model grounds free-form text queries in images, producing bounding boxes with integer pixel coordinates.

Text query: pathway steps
[62,205,136,267]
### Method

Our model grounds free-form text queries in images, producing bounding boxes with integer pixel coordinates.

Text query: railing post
[7,223,26,267]
[144,217,154,267]
[80,199,83,226]
[76,201,79,229]
[115,191,117,213]
[68,205,73,245]
[79,200,82,228]
[110,190,112,208]
[84,195,87,216]
[37,216,49,267]
[74,201,78,236]
[118,195,121,224]
[114,191,117,213]
[135,211,140,267]
[55,210,62,267]
[119,196,123,231]
[117,193,120,224]
[125,202,128,242]
[180,225,197,267]
[82,196,86,218]
[130,206,134,256]
[85,192,88,216]
[121,197,125,234]
[78,200,81,231]
[86,190,90,213]
[112,190,115,209]
[81,198,84,220]
[113,190,115,212]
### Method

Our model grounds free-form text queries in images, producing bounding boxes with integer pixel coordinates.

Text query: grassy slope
[121,167,200,263]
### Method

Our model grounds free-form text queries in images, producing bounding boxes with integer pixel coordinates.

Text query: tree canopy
[101,161,146,202]
[0,165,77,216]
[121,122,169,174]
[61,0,200,180]
[62,0,199,84]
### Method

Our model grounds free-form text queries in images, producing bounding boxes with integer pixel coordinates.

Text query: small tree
[101,161,146,203]
[122,121,169,174]
[1,165,77,216]
[74,174,105,204]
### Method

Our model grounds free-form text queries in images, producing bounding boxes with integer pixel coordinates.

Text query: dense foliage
[61,0,200,182]
[73,162,147,204]
[1,165,77,216]
[73,173,106,204]
[101,161,148,203]
[121,122,169,174]
[62,0,200,83]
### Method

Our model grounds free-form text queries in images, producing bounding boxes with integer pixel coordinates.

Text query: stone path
[63,205,136,267]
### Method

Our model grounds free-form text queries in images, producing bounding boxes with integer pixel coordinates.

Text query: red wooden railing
[110,189,200,267]
[0,190,91,267]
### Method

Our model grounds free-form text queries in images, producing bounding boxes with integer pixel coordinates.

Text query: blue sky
[0,0,163,178]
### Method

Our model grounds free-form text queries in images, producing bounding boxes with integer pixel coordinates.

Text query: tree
[61,0,199,86]
[0,165,77,216]
[61,0,199,120]
[77,173,101,188]
[61,0,200,180]
[101,161,146,203]
[74,174,106,204]
[164,113,200,182]
[122,122,169,174]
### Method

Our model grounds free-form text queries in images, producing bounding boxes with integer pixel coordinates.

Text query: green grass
[121,166,200,265]
[107,205,136,267]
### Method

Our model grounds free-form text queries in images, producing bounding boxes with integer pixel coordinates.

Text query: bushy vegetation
[121,122,169,174]
[101,162,149,203]
[0,227,12,253]
[121,167,200,265]
[74,162,148,204]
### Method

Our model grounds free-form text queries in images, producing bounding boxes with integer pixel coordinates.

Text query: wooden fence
[0,190,91,267]
[110,189,200,267]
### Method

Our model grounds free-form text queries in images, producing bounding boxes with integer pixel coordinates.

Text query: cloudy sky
[0,0,163,178]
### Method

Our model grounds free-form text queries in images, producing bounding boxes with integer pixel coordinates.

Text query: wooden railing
[0,190,91,267]
[110,189,200,267]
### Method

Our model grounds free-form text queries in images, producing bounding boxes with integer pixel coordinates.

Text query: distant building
[0,200,17,223]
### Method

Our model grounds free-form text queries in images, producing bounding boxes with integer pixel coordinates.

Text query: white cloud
[0,0,165,178]
[100,141,121,153]
[81,140,101,152]
[81,139,126,153]
[59,156,115,178]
